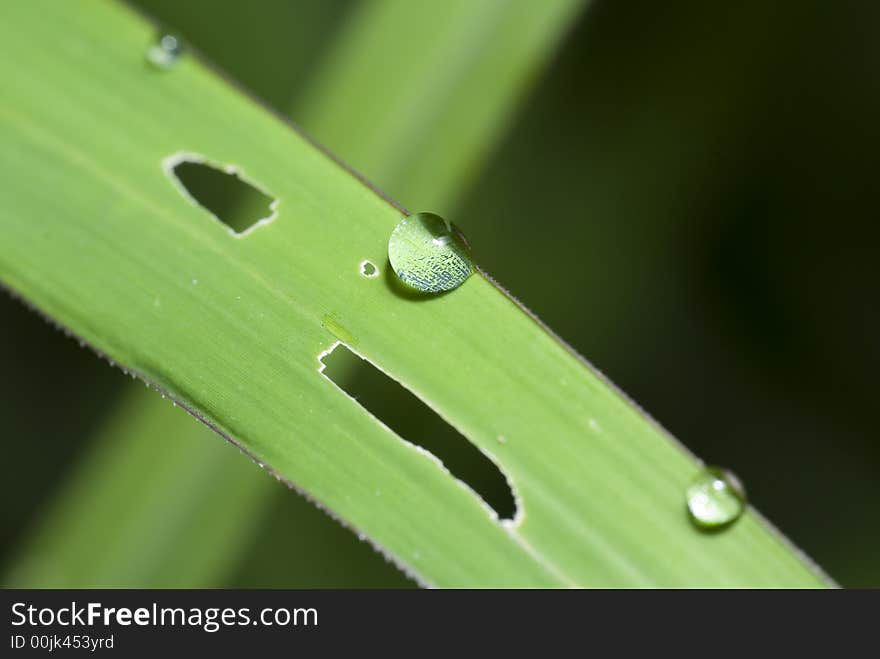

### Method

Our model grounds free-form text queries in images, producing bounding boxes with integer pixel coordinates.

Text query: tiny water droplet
[388,212,473,293]
[686,467,746,529]
[146,33,183,70]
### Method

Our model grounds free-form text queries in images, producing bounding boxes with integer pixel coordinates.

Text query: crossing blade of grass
[0,1,830,585]
[3,393,271,587]
[297,0,586,212]
[4,0,584,587]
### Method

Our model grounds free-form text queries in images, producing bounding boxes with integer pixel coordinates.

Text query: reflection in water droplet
[388,212,473,293]
[360,260,378,278]
[146,33,183,70]
[686,467,746,529]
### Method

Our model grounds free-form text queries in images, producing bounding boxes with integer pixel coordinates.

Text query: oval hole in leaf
[320,343,517,521]
[165,154,276,235]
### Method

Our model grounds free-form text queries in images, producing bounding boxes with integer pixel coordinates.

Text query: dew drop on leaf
[387,212,473,293]
[146,33,183,70]
[686,467,746,529]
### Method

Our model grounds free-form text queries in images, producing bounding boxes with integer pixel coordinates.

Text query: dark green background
[2,0,877,586]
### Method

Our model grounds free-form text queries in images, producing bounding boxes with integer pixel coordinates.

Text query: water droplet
[387,212,473,293]
[146,33,183,70]
[359,260,378,278]
[686,467,746,529]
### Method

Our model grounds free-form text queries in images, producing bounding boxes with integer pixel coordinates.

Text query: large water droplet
[686,467,746,529]
[146,33,183,70]
[387,212,473,293]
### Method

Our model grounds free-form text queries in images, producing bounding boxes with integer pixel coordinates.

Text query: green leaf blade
[0,0,829,587]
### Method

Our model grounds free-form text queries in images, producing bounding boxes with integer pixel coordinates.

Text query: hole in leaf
[360,260,378,278]
[320,344,517,520]
[165,155,276,235]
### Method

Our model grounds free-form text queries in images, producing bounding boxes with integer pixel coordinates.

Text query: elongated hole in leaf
[320,344,516,520]
[165,155,276,235]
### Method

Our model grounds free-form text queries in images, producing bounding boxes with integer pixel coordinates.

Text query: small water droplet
[388,212,473,293]
[146,33,183,70]
[686,467,746,529]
